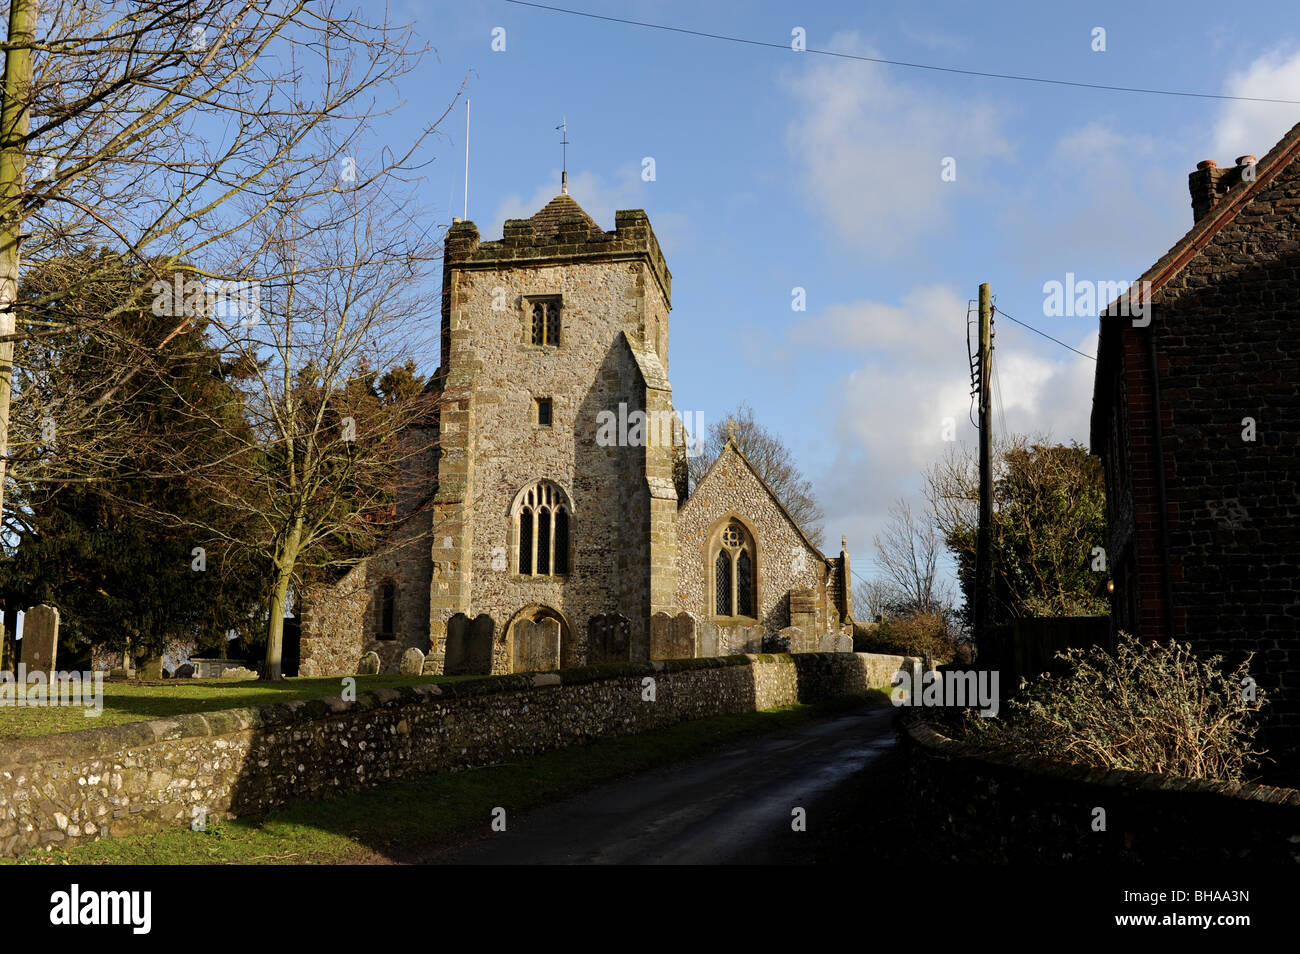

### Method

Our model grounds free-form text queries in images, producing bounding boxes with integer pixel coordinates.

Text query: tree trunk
[263,519,302,680]
[0,0,37,524]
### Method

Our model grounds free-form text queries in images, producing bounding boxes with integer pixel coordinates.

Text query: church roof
[530,192,601,239]
[686,438,832,563]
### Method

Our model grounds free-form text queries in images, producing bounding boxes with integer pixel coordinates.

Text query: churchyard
[0,673,465,741]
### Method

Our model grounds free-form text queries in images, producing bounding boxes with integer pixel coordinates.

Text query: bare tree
[852,575,897,622]
[872,497,952,615]
[688,401,825,547]
[150,173,441,679]
[0,0,454,522]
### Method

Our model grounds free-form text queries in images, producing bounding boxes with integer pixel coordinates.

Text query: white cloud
[1209,47,1300,160]
[996,118,1191,285]
[788,284,1096,591]
[783,31,1012,254]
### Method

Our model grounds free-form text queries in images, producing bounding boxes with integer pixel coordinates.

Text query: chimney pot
[1236,155,1257,167]
[1197,159,1218,170]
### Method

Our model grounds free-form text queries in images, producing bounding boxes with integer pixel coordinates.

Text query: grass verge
[0,674,471,741]
[14,690,889,865]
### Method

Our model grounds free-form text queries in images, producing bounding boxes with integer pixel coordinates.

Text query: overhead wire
[993,306,1097,361]
[505,1,1300,105]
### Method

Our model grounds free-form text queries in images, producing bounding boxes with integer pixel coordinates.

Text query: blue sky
[378,0,1300,597]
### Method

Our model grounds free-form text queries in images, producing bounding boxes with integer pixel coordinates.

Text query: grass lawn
[0,674,472,741]
[12,691,890,865]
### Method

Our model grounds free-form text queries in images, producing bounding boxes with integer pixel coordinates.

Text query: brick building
[1091,120,1300,763]
[298,188,852,676]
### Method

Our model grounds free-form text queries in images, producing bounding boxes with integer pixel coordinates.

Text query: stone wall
[901,716,1300,863]
[0,652,911,858]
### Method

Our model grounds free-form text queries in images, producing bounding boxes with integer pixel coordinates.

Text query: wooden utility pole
[974,283,994,659]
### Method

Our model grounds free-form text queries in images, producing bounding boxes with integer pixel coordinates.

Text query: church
[297,186,853,676]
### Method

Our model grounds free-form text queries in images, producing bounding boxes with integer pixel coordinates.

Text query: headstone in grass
[467,614,495,674]
[357,651,380,675]
[219,666,258,680]
[697,619,719,657]
[587,613,631,664]
[140,656,164,680]
[649,612,674,660]
[22,604,59,676]
[817,633,853,653]
[732,624,762,655]
[445,613,494,675]
[399,647,425,676]
[671,612,699,659]
[443,613,471,674]
[768,626,801,653]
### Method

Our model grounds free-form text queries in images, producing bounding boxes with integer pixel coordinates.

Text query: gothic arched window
[712,520,757,618]
[714,550,731,618]
[513,480,573,577]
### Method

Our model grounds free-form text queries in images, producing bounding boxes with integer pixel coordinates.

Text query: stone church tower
[298,190,852,676]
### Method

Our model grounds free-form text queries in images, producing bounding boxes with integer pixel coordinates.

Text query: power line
[504,1,1300,105]
[991,347,1008,440]
[966,298,980,428]
[993,306,1097,361]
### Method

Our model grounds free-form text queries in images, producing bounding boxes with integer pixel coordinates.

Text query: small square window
[534,397,553,427]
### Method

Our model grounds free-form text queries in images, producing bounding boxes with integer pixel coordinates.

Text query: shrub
[967,632,1267,781]
[854,610,963,663]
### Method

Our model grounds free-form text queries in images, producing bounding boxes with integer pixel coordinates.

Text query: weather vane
[556,116,569,193]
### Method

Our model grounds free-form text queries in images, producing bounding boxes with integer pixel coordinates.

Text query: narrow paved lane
[428,703,899,865]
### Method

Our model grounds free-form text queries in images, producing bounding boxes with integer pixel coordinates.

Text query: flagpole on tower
[557,116,569,193]
[463,98,470,220]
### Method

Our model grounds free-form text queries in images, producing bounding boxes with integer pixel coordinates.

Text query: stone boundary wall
[0,652,912,858]
[900,715,1300,863]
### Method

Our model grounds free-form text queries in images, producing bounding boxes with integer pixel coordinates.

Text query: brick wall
[1096,150,1300,764]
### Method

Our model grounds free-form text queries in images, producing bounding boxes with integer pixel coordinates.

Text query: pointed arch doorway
[505,604,576,673]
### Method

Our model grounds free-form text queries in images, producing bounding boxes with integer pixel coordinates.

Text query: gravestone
[670,612,698,659]
[468,614,496,673]
[730,624,762,655]
[399,647,425,676]
[22,605,59,676]
[587,613,631,664]
[767,626,802,654]
[697,619,719,657]
[443,614,470,673]
[649,612,675,660]
[174,663,195,679]
[422,652,445,676]
[817,633,854,653]
[219,666,258,680]
[357,651,381,675]
[446,613,494,676]
[513,617,561,672]
[140,656,164,680]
